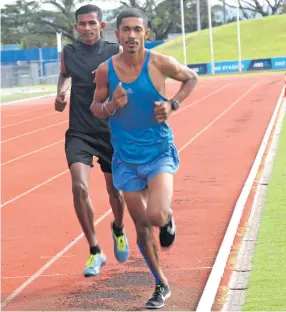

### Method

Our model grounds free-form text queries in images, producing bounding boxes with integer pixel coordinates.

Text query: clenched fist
[112,82,127,109]
[55,92,67,112]
[154,101,172,123]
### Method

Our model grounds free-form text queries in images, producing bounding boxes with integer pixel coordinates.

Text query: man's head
[74,5,105,45]
[115,9,150,54]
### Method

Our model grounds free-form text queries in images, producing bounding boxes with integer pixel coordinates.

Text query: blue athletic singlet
[108,50,174,164]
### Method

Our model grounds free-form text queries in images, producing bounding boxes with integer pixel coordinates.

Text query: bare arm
[55,51,71,112]
[57,73,71,95]
[161,55,198,103]
[90,62,115,118]
[90,62,128,118]
[154,55,198,123]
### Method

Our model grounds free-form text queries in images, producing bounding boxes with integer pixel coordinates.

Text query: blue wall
[188,57,286,74]
[1,41,165,64]
[2,45,285,74]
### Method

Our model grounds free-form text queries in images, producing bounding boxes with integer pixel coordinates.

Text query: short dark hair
[116,8,148,29]
[75,4,102,22]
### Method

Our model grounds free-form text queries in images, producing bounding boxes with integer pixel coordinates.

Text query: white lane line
[1,120,68,143]
[1,139,64,166]
[196,86,286,312]
[2,107,48,118]
[39,255,75,259]
[0,83,258,307]
[1,209,112,308]
[2,273,69,280]
[0,170,69,208]
[172,84,231,117]
[0,84,236,205]
[1,112,59,129]
[1,84,229,163]
[178,83,259,153]
[2,266,212,280]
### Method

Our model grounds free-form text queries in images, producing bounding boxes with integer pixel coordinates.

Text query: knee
[147,209,169,227]
[72,181,89,201]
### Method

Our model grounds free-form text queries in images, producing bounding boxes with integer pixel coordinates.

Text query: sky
[0,0,120,10]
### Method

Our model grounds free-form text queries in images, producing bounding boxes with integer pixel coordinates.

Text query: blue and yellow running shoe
[111,222,129,263]
[83,252,106,277]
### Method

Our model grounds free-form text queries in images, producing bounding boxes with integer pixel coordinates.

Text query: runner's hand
[112,82,127,109]
[55,92,67,112]
[154,101,172,123]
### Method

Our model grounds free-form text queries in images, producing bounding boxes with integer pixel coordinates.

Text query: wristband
[103,102,116,116]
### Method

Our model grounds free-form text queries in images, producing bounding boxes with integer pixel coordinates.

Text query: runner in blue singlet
[91,8,198,309]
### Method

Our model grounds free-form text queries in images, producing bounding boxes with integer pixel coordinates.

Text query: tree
[104,0,178,40]
[1,0,40,46]
[220,0,284,19]
[1,0,86,47]
[104,0,217,40]
[36,0,81,41]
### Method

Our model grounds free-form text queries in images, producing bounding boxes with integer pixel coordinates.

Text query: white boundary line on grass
[196,85,286,312]
[222,90,286,312]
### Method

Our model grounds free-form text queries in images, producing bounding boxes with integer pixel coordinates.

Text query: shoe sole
[145,291,171,309]
[115,254,129,263]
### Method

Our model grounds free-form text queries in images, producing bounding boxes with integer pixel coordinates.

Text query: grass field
[154,14,286,64]
[242,103,286,311]
[1,85,56,103]
[1,92,56,103]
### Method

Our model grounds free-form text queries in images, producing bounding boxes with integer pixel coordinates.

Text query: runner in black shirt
[54,4,129,277]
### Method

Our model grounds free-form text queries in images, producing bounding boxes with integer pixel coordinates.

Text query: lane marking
[1,209,112,308]
[0,84,246,207]
[172,83,231,117]
[1,85,230,164]
[1,120,68,143]
[2,273,68,280]
[1,139,64,166]
[179,83,259,153]
[0,170,69,208]
[2,266,212,280]
[1,112,59,129]
[2,107,48,118]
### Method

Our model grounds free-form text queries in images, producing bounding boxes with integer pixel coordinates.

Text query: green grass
[1,92,55,103]
[154,15,286,64]
[1,84,56,91]
[242,113,286,311]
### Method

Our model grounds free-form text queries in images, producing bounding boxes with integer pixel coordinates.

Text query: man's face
[74,12,105,44]
[116,17,150,54]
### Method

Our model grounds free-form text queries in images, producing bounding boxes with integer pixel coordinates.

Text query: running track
[1,73,284,311]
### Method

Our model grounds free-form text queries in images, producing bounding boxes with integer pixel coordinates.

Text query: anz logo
[191,66,205,73]
[253,61,270,68]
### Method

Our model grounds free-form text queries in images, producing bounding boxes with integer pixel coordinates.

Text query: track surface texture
[1,73,284,311]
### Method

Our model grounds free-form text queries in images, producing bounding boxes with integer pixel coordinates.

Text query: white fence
[1,60,60,88]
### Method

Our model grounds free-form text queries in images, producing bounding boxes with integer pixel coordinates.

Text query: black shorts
[65,131,113,173]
